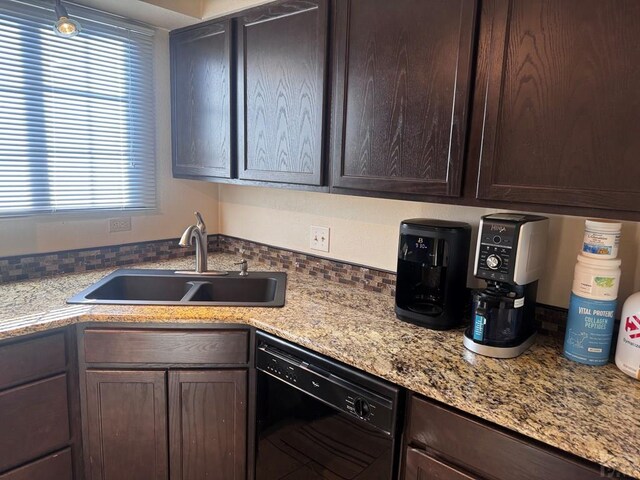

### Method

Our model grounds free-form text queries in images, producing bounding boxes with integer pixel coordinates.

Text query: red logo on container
[625,315,640,339]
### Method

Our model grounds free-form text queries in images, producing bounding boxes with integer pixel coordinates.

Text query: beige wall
[0,29,219,258]
[202,0,274,19]
[218,185,640,309]
[75,0,199,29]
[140,0,203,18]
[135,0,273,21]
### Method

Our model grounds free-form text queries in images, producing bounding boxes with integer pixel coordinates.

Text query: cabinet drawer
[405,447,479,480]
[408,395,601,480]
[0,375,70,472]
[84,329,249,365]
[0,333,66,391]
[0,449,72,480]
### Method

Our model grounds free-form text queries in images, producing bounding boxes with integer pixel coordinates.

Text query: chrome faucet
[235,259,249,276]
[178,212,217,274]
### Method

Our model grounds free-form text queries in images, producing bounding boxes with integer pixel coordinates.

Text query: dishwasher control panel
[262,354,299,384]
[256,341,396,435]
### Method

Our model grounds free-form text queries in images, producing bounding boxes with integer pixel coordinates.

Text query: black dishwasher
[255,331,403,480]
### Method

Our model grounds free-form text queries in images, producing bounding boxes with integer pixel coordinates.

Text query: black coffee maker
[395,219,471,330]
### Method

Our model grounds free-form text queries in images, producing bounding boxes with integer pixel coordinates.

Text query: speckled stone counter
[0,254,638,478]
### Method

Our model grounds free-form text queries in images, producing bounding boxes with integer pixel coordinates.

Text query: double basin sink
[67,269,287,307]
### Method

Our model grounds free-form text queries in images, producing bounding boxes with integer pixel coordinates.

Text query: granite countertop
[0,253,638,478]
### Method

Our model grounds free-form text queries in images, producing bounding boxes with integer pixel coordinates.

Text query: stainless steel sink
[67,269,287,307]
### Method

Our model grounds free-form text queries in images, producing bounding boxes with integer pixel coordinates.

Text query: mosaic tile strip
[534,303,569,337]
[217,235,397,297]
[0,237,218,283]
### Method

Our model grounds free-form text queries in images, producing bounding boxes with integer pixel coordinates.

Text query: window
[0,0,156,216]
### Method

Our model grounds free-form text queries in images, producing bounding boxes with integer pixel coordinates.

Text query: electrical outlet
[310,225,330,252]
[109,217,132,233]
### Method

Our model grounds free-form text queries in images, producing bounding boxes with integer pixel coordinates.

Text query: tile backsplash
[0,235,567,336]
[0,237,212,283]
[217,235,397,296]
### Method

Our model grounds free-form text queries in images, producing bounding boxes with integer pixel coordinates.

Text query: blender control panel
[476,222,517,282]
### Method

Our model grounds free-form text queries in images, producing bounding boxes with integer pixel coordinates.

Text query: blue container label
[583,242,612,255]
[473,314,486,341]
[563,293,617,366]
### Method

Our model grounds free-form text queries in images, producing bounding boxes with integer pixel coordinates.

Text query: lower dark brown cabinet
[85,370,169,480]
[80,326,251,480]
[0,329,79,480]
[404,395,604,480]
[85,369,248,480]
[169,370,247,480]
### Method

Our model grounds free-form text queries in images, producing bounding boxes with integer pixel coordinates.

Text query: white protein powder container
[582,219,622,258]
[615,291,640,380]
[572,255,622,300]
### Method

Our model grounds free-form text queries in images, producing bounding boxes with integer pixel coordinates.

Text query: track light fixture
[53,0,81,38]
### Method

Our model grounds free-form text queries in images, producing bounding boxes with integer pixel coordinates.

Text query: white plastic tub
[571,254,621,300]
[582,219,621,259]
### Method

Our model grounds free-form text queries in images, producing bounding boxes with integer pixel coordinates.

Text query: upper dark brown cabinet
[171,20,233,179]
[236,0,329,185]
[472,0,640,214]
[330,0,477,197]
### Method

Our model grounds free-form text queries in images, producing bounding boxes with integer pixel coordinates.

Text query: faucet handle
[234,259,249,276]
[194,211,206,234]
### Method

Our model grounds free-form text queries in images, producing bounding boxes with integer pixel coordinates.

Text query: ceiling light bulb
[53,0,81,38]
[54,16,81,37]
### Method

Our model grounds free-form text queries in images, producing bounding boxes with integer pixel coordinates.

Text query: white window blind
[0,0,156,216]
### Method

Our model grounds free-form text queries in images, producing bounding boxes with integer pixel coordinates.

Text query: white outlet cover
[310,225,330,252]
[109,217,132,233]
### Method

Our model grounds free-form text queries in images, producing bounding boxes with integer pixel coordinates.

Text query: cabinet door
[331,0,477,197]
[169,370,247,480]
[85,370,168,480]
[405,448,480,480]
[237,0,328,185]
[171,21,233,179]
[473,0,640,213]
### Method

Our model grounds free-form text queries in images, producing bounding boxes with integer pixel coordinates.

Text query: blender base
[463,332,537,359]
